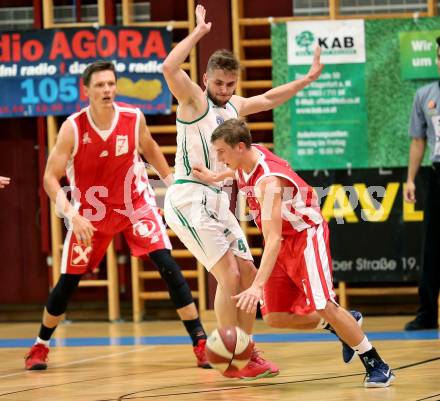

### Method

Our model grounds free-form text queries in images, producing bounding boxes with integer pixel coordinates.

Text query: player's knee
[238,258,256,272]
[238,260,257,282]
[46,274,81,316]
[218,268,241,294]
[149,249,194,308]
[316,300,338,321]
[171,284,194,308]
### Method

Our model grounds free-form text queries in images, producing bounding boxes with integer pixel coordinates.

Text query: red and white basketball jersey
[66,102,149,208]
[236,144,323,235]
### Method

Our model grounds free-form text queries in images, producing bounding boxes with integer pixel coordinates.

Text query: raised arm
[162,5,210,113]
[233,46,323,117]
[138,112,173,186]
[233,176,283,314]
[44,121,96,247]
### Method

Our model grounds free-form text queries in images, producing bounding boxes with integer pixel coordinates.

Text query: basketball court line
[414,393,440,401]
[1,356,438,400]
[112,357,440,401]
[0,346,156,380]
[0,364,192,399]
[0,329,438,348]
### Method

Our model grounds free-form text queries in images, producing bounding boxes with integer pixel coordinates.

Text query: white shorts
[164,181,253,270]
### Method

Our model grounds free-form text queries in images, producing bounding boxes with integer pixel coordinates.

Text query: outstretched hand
[192,164,215,183]
[232,285,263,315]
[195,5,211,35]
[306,46,324,82]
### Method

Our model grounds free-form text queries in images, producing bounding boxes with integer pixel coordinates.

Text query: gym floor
[0,316,438,401]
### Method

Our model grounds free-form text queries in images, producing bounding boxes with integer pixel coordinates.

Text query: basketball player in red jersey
[193,119,395,388]
[25,61,209,371]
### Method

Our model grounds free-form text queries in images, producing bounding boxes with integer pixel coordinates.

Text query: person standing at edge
[404,37,440,331]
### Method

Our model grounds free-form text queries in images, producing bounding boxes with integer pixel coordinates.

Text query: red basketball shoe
[25,343,49,370]
[250,346,280,377]
[193,339,211,369]
[222,358,272,380]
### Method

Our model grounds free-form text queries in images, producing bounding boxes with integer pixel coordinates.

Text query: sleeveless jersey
[66,102,149,208]
[236,144,323,235]
[174,97,238,181]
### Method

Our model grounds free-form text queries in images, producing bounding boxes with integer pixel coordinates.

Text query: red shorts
[61,189,171,275]
[260,222,336,316]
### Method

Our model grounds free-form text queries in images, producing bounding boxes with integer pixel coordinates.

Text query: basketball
[205,326,253,373]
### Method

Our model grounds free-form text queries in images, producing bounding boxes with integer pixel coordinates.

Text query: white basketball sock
[36,337,50,347]
[354,336,372,354]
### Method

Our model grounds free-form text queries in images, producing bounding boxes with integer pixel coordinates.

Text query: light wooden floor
[0,317,438,401]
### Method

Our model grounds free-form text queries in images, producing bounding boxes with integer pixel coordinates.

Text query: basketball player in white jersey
[24,61,210,371]
[162,5,322,379]
[194,119,395,388]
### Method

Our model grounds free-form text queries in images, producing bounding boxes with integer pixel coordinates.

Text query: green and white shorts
[164,180,253,270]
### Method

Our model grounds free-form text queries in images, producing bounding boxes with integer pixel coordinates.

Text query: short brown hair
[207,49,240,73]
[211,119,251,148]
[82,61,116,87]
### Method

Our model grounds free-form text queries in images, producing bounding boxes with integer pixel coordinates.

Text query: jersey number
[237,239,247,253]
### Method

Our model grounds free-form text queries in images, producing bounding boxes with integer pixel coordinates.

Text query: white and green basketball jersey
[174,97,239,181]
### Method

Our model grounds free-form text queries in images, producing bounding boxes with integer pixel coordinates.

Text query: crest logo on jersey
[71,244,92,266]
[83,132,92,144]
[116,135,129,156]
[99,150,109,158]
[133,219,156,238]
[216,115,225,125]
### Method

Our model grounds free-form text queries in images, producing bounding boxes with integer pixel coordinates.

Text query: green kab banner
[286,20,368,170]
[399,30,440,80]
[289,64,368,169]
[272,17,440,170]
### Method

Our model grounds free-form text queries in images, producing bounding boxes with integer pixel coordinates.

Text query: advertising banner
[272,17,440,169]
[0,27,172,117]
[286,20,368,170]
[300,167,425,283]
[399,30,440,80]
